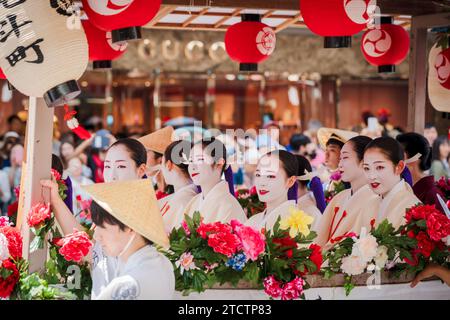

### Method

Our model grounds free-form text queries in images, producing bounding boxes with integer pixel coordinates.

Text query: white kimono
[358,180,422,230]
[91,242,118,300]
[315,185,380,248]
[297,192,322,232]
[183,180,247,224]
[94,245,175,300]
[159,184,198,233]
[246,200,298,233]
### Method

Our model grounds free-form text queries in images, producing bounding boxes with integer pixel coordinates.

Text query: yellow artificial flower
[279,207,314,238]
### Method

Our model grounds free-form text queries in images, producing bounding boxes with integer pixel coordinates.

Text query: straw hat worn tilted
[82,179,169,249]
[317,127,358,149]
[138,126,175,155]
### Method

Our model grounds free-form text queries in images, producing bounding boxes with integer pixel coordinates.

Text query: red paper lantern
[361,17,410,73]
[82,19,128,69]
[434,47,450,90]
[301,0,375,48]
[81,0,161,43]
[225,14,276,72]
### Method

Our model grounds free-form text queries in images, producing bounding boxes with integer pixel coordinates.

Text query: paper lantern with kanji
[225,14,276,72]
[361,17,410,73]
[82,0,161,43]
[82,19,128,69]
[0,1,88,107]
[301,0,376,48]
[428,42,450,112]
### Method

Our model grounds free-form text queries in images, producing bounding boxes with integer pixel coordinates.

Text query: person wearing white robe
[316,136,380,249]
[159,140,198,232]
[247,150,312,232]
[183,138,247,223]
[360,137,422,230]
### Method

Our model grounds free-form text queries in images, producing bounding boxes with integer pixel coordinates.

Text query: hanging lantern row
[225,14,276,72]
[360,16,410,73]
[301,0,376,48]
[81,0,161,43]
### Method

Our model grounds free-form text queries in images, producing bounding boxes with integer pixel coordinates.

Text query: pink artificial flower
[230,219,265,261]
[263,275,282,298]
[182,221,191,236]
[281,277,304,300]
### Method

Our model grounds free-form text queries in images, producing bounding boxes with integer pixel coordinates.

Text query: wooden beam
[182,8,210,27]
[146,5,176,27]
[275,14,301,33]
[21,97,54,273]
[214,8,241,28]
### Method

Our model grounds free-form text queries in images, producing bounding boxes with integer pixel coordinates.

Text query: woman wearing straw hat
[183,137,247,223]
[41,138,151,299]
[82,179,174,300]
[138,126,175,198]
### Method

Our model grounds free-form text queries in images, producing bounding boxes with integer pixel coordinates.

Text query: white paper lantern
[0,0,88,107]
[428,43,450,112]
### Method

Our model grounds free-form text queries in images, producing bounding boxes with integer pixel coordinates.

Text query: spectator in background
[0,131,20,169]
[66,157,94,215]
[424,123,438,147]
[3,144,24,196]
[431,136,450,179]
[0,168,11,214]
[262,121,281,146]
[289,133,311,156]
[6,115,25,136]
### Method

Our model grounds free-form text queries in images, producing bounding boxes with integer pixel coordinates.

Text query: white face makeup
[363,148,402,197]
[103,144,141,182]
[338,142,364,183]
[160,156,177,185]
[188,144,222,186]
[254,154,290,204]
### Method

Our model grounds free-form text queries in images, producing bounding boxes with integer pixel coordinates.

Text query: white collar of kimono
[404,153,422,164]
[200,180,227,201]
[116,245,158,277]
[378,179,406,220]
[262,200,296,225]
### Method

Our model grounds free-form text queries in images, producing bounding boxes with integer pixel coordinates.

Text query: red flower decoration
[416,231,436,258]
[7,201,18,218]
[0,226,22,260]
[263,275,282,298]
[27,203,52,228]
[196,222,232,240]
[207,232,240,258]
[405,204,434,223]
[426,210,450,242]
[51,169,62,182]
[308,244,323,274]
[0,259,20,298]
[58,230,92,263]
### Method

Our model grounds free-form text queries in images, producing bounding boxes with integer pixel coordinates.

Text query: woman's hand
[411,263,450,287]
[40,177,61,204]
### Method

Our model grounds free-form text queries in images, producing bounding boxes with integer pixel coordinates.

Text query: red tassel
[72,126,92,140]
[64,104,92,140]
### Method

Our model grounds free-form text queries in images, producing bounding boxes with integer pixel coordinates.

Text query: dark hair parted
[164,140,191,177]
[432,135,450,162]
[264,149,299,179]
[109,138,147,167]
[347,135,373,162]
[326,135,345,149]
[364,136,404,165]
[91,201,153,245]
[396,132,432,171]
[194,137,228,174]
[294,155,312,188]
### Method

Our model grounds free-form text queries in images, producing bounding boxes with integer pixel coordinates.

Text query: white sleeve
[0,172,11,204]
[93,275,140,300]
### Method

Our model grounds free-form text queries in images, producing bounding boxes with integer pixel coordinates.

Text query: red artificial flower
[308,244,323,274]
[426,210,450,242]
[181,221,191,236]
[263,275,282,298]
[0,226,22,260]
[7,201,18,218]
[0,259,20,298]
[58,230,92,263]
[249,186,257,196]
[207,231,240,257]
[405,204,435,223]
[370,219,376,230]
[51,237,63,247]
[51,169,62,182]
[196,222,232,239]
[272,234,297,249]
[27,203,52,228]
[281,277,304,300]
[407,230,416,239]
[416,231,435,258]
[13,186,20,198]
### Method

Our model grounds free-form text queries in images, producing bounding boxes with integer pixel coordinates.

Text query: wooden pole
[20,97,54,273]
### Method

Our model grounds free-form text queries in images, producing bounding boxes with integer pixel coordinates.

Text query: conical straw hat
[138,126,175,155]
[317,127,358,149]
[82,179,169,249]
